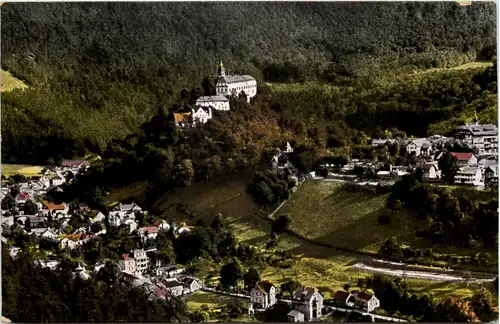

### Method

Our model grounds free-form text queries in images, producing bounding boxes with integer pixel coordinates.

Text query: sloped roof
[333,290,350,302]
[254,280,274,293]
[293,287,321,302]
[42,201,67,210]
[450,152,474,161]
[173,112,192,123]
[196,95,229,102]
[217,74,255,84]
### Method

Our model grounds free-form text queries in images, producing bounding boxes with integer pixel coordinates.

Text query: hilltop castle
[215,61,257,102]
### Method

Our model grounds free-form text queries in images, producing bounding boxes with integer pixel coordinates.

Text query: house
[138,226,159,241]
[154,220,171,232]
[50,175,66,187]
[30,228,58,240]
[406,138,432,156]
[60,234,97,250]
[291,287,324,321]
[173,112,192,128]
[119,249,149,277]
[485,165,498,187]
[123,218,138,233]
[41,201,69,215]
[191,106,213,125]
[60,160,91,169]
[108,211,123,227]
[345,290,380,313]
[119,203,142,214]
[417,161,441,179]
[284,142,294,153]
[15,191,31,204]
[163,279,185,297]
[287,310,305,322]
[179,276,203,294]
[16,215,46,228]
[454,122,498,155]
[215,61,257,102]
[90,211,106,223]
[454,166,482,186]
[176,226,191,235]
[250,280,277,312]
[2,216,14,227]
[155,264,185,278]
[450,152,478,167]
[196,95,230,111]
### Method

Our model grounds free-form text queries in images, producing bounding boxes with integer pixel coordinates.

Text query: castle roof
[217,74,255,84]
[196,95,229,102]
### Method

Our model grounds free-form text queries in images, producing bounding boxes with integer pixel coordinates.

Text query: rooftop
[450,152,474,161]
[218,74,256,84]
[196,95,229,102]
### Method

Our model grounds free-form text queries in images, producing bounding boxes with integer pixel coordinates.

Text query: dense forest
[1,2,497,163]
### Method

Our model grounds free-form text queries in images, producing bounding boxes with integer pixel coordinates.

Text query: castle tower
[218,60,226,77]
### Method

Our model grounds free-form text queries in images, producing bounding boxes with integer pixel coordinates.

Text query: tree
[201,77,216,96]
[438,152,459,184]
[380,237,400,257]
[190,310,210,322]
[24,218,32,231]
[343,284,351,292]
[271,214,291,236]
[470,288,498,322]
[1,194,16,212]
[23,200,39,215]
[211,213,225,232]
[243,267,261,291]
[220,261,243,289]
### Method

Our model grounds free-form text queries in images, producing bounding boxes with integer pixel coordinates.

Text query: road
[352,259,497,283]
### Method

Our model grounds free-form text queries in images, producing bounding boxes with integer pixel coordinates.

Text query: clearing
[185,291,255,322]
[277,180,426,254]
[1,69,28,92]
[2,164,43,178]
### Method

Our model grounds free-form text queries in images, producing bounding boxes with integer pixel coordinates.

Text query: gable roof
[293,287,321,302]
[138,226,159,235]
[61,160,91,167]
[196,95,229,103]
[42,201,67,210]
[450,152,474,161]
[254,280,274,294]
[333,290,350,302]
[173,112,191,123]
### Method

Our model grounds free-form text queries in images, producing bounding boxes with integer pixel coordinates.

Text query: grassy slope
[278,181,426,254]
[2,164,43,177]
[1,69,28,92]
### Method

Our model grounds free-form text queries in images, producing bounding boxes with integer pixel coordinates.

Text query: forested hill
[2,2,496,83]
[1,2,496,163]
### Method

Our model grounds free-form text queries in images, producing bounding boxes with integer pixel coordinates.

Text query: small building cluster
[174,61,257,128]
[321,120,498,188]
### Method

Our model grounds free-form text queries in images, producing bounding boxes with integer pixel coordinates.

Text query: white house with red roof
[450,152,478,167]
[119,249,149,277]
[138,226,159,242]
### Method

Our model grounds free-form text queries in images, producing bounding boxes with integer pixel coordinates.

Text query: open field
[2,164,43,178]
[185,291,248,311]
[278,181,426,254]
[1,69,28,92]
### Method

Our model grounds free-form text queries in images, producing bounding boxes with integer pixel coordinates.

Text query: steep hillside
[1,2,496,163]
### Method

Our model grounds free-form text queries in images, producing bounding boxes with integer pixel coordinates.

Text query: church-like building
[215,61,257,102]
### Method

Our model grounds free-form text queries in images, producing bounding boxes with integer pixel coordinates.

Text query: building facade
[454,122,498,155]
[250,281,276,311]
[454,167,482,186]
[196,95,230,111]
[215,61,257,102]
[291,287,323,321]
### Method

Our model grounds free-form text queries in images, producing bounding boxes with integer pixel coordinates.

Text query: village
[0,156,391,322]
[1,60,498,322]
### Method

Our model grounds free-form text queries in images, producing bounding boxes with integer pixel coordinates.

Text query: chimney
[389,165,393,172]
